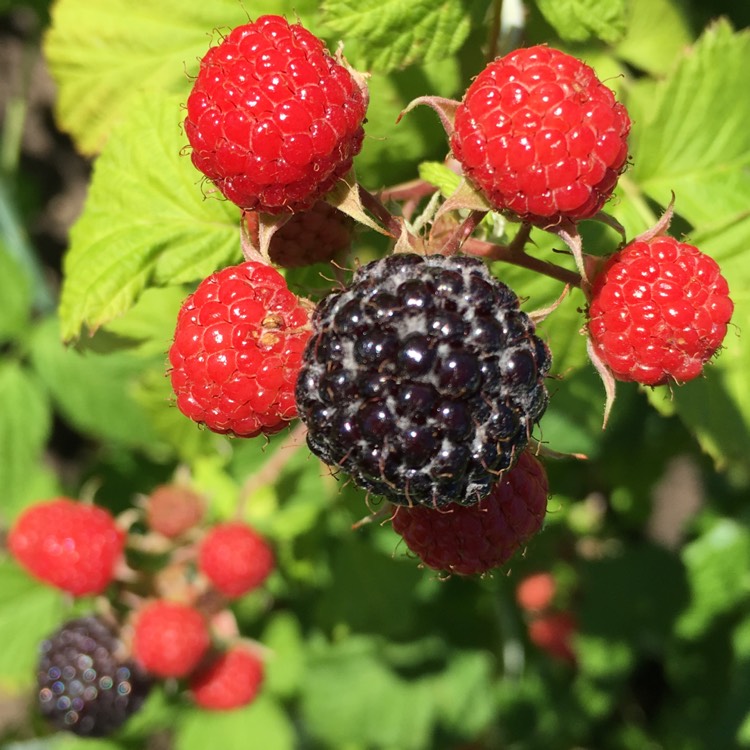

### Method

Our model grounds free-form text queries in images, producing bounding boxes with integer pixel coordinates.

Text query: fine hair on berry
[451,45,631,226]
[185,15,368,214]
[295,253,551,508]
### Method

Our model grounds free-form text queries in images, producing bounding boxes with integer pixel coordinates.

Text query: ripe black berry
[37,616,152,737]
[295,253,551,507]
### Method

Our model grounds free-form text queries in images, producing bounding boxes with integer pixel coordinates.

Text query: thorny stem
[379,179,437,204]
[358,185,402,238]
[437,210,488,256]
[464,236,582,287]
[237,421,309,516]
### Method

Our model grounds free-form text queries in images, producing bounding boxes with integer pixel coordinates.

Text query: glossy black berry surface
[37,616,152,737]
[295,253,551,507]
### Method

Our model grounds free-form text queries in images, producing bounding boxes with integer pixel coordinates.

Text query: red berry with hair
[451,45,630,226]
[391,451,548,575]
[168,260,311,437]
[587,236,733,385]
[190,645,264,710]
[199,522,275,598]
[8,498,125,596]
[185,15,368,214]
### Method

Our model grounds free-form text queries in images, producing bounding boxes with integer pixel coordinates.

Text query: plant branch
[237,422,309,516]
[436,210,487,256]
[464,235,582,287]
[358,185,402,238]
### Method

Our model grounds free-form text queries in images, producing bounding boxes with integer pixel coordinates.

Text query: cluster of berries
[169,12,732,584]
[7,492,273,736]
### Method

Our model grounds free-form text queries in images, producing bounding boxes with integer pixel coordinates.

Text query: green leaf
[433,650,496,738]
[629,21,750,227]
[534,0,627,44]
[322,0,483,73]
[357,57,466,187]
[615,0,694,75]
[59,94,240,340]
[29,317,165,452]
[301,636,435,749]
[261,612,305,699]
[418,161,461,198]
[0,241,32,342]
[175,695,296,750]
[44,0,251,154]
[0,559,64,691]
[677,520,750,640]
[0,361,53,522]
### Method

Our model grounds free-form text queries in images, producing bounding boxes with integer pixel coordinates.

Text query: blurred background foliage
[1,0,749,748]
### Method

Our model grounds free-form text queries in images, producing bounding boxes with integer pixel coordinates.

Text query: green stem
[0,174,56,314]
[487,0,504,61]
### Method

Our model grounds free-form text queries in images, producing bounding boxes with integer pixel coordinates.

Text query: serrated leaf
[175,695,295,750]
[44,0,260,154]
[322,0,481,73]
[629,21,750,227]
[59,94,240,340]
[615,0,694,75]
[0,362,53,522]
[0,559,64,691]
[677,520,750,640]
[535,0,627,44]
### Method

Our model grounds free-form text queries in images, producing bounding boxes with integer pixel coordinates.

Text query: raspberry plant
[2,0,750,748]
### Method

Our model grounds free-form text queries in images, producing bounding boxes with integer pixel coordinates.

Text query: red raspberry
[528,611,577,663]
[145,484,205,538]
[168,261,312,437]
[587,236,733,385]
[391,451,548,575]
[8,498,124,596]
[185,15,368,214]
[516,572,556,613]
[451,45,630,226]
[245,200,354,268]
[198,522,274,598]
[189,645,264,710]
[132,601,210,678]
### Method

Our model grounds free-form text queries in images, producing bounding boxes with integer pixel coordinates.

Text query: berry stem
[464,236,582,287]
[357,185,402,238]
[379,179,437,204]
[436,209,488,256]
[240,212,269,265]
